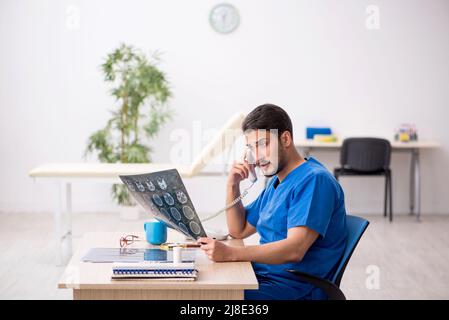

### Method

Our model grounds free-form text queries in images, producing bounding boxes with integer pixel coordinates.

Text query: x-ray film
[119,169,207,240]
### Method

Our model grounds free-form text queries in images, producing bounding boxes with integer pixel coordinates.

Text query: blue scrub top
[245,157,348,299]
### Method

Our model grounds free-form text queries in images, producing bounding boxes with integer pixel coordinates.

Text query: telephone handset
[201,149,257,222]
[245,150,258,183]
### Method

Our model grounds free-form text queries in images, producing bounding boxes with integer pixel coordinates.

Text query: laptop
[120,169,207,240]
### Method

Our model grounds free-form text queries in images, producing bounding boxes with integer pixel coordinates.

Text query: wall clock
[209,3,240,34]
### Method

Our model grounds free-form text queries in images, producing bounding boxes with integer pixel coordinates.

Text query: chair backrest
[340,137,391,172]
[331,215,369,286]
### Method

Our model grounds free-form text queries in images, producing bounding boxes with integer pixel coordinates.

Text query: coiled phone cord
[201,182,256,222]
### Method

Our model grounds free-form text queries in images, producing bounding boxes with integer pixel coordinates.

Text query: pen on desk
[184,243,202,248]
[159,243,202,250]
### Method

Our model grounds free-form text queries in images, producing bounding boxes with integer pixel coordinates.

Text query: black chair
[334,138,393,222]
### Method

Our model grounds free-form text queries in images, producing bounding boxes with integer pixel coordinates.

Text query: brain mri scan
[125,181,136,192]
[163,192,175,205]
[119,169,207,239]
[145,180,156,191]
[170,207,182,221]
[176,191,188,204]
[182,206,195,219]
[159,207,169,217]
[189,221,201,235]
[135,181,145,192]
[157,177,167,190]
[152,194,163,207]
[178,222,189,235]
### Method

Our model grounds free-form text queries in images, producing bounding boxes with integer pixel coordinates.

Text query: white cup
[173,246,182,264]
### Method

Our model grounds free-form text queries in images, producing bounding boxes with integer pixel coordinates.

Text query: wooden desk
[295,139,440,222]
[58,231,258,300]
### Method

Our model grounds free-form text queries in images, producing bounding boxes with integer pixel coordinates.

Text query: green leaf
[124,143,150,163]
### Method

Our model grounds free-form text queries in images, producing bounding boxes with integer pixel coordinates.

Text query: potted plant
[85,43,172,219]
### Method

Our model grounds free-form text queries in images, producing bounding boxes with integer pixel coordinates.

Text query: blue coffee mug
[144,220,167,245]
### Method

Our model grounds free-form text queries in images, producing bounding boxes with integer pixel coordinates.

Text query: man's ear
[281,131,292,147]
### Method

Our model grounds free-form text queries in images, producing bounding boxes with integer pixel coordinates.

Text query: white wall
[1,0,448,217]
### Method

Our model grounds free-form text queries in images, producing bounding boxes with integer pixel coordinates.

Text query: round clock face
[209,3,240,34]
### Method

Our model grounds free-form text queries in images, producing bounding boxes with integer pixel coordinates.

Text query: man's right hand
[227,161,252,186]
[225,160,258,240]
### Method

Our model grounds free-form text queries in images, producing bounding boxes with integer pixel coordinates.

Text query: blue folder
[306,127,332,139]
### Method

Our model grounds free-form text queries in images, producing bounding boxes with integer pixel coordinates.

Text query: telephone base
[185,228,229,241]
[204,228,229,240]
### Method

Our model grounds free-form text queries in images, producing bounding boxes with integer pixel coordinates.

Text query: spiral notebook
[111,261,198,281]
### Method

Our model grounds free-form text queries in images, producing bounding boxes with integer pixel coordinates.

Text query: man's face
[245,129,287,177]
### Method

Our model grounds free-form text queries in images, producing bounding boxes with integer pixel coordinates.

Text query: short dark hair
[242,104,293,138]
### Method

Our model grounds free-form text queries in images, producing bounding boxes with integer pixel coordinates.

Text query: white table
[28,163,225,265]
[295,140,440,222]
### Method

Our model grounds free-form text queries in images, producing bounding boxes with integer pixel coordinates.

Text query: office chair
[287,215,369,300]
[334,137,393,222]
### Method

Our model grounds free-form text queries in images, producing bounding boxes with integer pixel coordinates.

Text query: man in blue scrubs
[198,104,348,300]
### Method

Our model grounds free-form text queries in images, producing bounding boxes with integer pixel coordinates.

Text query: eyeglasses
[246,138,270,160]
[247,138,268,151]
[119,234,142,248]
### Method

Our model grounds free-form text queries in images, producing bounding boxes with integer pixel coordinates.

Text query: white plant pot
[119,205,140,221]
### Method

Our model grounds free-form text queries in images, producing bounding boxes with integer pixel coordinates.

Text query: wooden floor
[0,211,448,299]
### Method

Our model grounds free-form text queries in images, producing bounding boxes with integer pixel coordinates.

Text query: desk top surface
[58,231,259,290]
[295,139,440,149]
[29,163,195,178]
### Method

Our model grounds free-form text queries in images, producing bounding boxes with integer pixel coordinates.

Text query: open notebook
[111,261,198,281]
